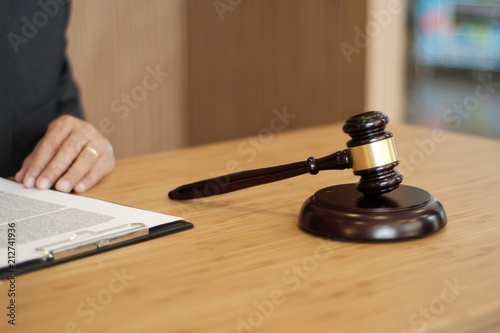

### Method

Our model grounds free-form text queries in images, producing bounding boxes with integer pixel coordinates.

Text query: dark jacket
[0,0,84,177]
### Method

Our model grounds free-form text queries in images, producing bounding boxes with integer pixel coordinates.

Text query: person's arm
[15,60,115,193]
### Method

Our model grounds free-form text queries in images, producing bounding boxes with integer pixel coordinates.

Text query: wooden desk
[2,122,500,333]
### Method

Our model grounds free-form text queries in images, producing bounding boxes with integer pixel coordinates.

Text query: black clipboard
[0,220,193,279]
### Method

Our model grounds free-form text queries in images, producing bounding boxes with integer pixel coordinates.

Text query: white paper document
[0,178,184,270]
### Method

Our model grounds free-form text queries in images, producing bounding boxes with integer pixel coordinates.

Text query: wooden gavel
[169,111,403,200]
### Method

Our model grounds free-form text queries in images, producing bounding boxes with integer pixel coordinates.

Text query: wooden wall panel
[187,0,367,146]
[66,1,366,157]
[66,0,188,158]
[365,0,407,123]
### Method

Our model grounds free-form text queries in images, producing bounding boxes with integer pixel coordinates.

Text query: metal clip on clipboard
[36,223,149,261]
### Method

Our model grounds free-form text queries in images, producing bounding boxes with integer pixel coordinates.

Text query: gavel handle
[168,149,350,200]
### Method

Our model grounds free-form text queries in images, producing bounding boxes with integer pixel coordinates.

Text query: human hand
[15,115,115,193]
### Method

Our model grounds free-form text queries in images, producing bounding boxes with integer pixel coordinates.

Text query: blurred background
[407,0,500,138]
[66,0,500,159]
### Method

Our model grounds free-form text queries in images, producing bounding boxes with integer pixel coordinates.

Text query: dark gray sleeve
[0,1,85,176]
[56,58,85,121]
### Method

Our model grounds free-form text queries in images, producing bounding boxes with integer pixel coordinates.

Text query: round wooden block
[299,184,446,241]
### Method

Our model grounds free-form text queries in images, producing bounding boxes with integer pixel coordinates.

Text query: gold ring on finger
[83,146,99,160]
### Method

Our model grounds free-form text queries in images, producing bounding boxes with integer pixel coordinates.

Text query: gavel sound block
[169,111,447,241]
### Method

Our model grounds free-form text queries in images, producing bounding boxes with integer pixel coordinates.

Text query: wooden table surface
[2,122,500,333]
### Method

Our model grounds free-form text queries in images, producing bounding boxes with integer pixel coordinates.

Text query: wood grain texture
[2,122,500,333]
[66,1,367,158]
[187,0,367,145]
[66,0,188,158]
[365,0,407,123]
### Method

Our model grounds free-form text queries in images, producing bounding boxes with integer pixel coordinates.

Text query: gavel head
[342,111,403,196]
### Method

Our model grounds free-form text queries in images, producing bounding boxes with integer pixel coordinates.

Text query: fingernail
[24,176,35,188]
[37,177,51,190]
[74,182,86,193]
[57,180,71,193]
